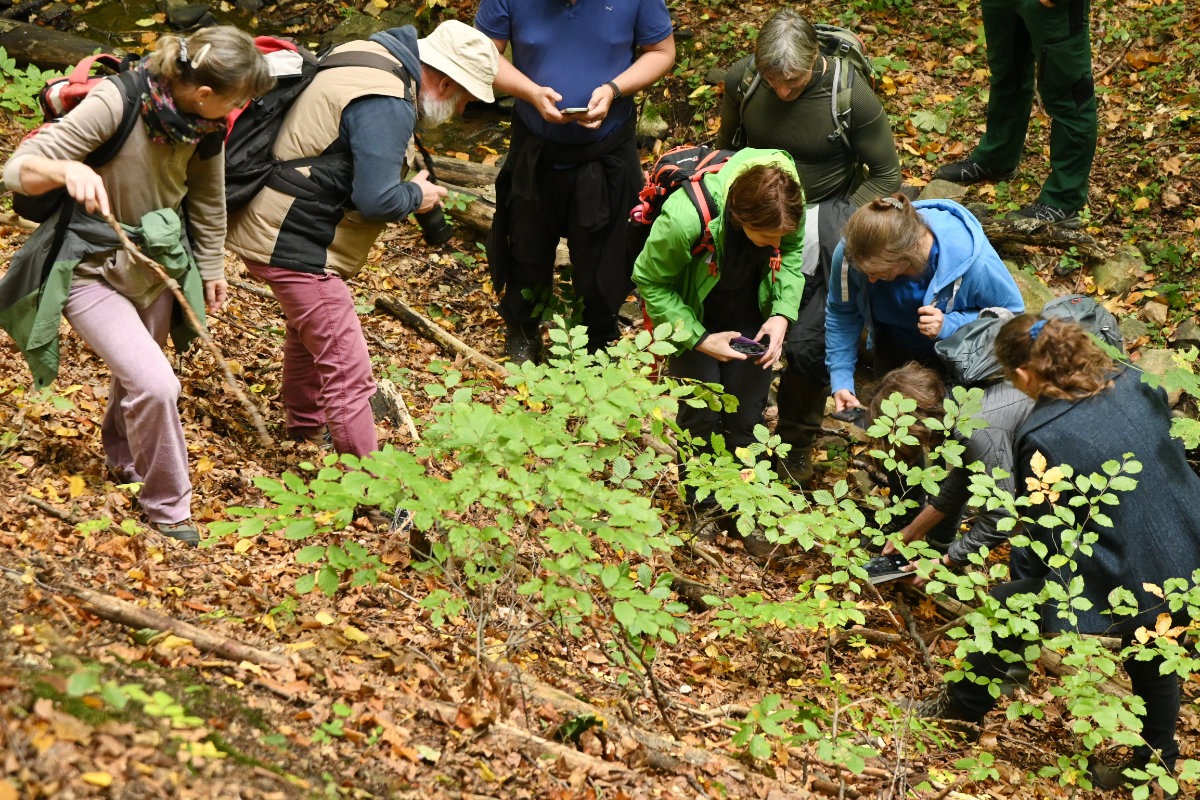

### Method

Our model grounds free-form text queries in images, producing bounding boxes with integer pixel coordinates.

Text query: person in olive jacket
[633,149,805,548]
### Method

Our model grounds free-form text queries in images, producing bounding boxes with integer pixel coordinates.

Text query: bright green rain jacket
[632,148,806,351]
[0,205,205,388]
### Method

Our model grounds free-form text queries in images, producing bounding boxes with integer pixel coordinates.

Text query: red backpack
[13,53,146,223]
[629,145,734,267]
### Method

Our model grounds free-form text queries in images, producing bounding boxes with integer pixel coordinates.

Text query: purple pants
[64,281,191,524]
[242,259,378,457]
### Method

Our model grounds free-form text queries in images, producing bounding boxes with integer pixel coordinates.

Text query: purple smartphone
[729,336,768,356]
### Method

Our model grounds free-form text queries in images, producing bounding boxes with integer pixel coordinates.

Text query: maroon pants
[243,259,378,457]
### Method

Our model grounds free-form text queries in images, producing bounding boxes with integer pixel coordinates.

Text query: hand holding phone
[561,107,590,115]
[729,336,768,356]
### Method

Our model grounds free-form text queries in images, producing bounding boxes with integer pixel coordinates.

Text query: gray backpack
[935,295,1124,386]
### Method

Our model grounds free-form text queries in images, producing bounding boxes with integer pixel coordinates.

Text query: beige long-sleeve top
[2,79,226,307]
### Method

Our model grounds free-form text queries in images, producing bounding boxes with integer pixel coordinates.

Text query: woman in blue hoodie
[825,194,1024,412]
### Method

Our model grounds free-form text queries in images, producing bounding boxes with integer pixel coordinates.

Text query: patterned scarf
[136,60,227,146]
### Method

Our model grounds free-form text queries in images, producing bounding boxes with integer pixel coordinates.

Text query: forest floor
[1,0,1198,799]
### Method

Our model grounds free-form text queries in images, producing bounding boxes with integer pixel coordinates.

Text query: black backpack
[11,55,147,223]
[224,41,414,212]
[627,145,735,265]
[730,24,879,153]
[935,295,1125,386]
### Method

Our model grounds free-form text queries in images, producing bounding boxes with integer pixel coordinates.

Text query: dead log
[0,18,121,70]
[979,217,1107,261]
[429,154,499,188]
[441,183,495,236]
[374,293,507,374]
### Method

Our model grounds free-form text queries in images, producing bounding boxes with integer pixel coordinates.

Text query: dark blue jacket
[1016,367,1200,634]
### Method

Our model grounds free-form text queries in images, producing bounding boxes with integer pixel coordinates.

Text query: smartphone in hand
[729,336,768,356]
[561,107,589,115]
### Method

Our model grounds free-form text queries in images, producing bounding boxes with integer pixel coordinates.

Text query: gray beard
[418,93,457,128]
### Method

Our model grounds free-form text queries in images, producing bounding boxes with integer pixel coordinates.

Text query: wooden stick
[18,493,82,525]
[101,213,272,446]
[979,218,1107,261]
[228,277,277,302]
[374,293,507,374]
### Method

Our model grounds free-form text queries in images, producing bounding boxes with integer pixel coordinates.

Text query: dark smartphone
[832,407,867,426]
[862,553,913,584]
[729,336,768,356]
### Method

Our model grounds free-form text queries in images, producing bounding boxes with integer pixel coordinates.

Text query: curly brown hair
[843,193,930,279]
[725,164,806,234]
[866,362,947,466]
[994,315,1115,400]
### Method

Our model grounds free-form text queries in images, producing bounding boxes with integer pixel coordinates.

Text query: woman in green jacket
[633,149,805,522]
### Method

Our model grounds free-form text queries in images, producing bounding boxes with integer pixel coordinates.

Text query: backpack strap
[682,174,721,275]
[826,56,855,154]
[318,51,415,102]
[731,66,761,149]
[84,70,146,170]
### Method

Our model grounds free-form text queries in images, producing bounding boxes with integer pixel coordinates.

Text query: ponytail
[994,315,1116,400]
[843,193,929,279]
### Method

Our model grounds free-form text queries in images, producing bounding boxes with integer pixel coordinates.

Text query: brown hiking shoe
[148,519,200,547]
[910,683,984,741]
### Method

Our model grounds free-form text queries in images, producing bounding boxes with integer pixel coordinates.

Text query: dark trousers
[671,339,775,505]
[776,270,829,452]
[950,578,1181,770]
[974,0,1097,211]
[497,146,642,351]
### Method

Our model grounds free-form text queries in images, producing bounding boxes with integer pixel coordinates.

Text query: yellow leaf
[233,538,254,555]
[1142,582,1164,598]
[1155,612,1172,635]
[1132,196,1150,211]
[81,772,113,787]
[1029,451,1047,476]
[314,611,336,626]
[67,474,86,498]
[688,84,710,100]
[343,625,370,643]
[373,0,388,6]
[0,779,19,800]
[259,613,277,633]
[158,634,194,651]
[933,94,954,102]
[1042,466,1064,485]
[135,17,156,26]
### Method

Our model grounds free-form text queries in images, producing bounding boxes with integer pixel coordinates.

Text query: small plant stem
[102,213,271,446]
[893,595,938,672]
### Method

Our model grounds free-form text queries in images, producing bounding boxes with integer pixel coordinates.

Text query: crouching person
[632,149,805,559]
[912,315,1200,792]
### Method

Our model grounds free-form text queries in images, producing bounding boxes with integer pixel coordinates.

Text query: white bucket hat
[417,20,499,104]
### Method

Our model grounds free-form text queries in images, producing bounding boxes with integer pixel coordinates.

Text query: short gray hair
[754,8,819,79]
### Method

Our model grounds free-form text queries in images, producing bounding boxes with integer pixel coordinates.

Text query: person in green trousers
[934,0,1097,227]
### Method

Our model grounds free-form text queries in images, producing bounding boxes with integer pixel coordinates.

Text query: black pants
[950,577,1181,770]
[671,337,774,505]
[776,270,829,452]
[497,145,642,351]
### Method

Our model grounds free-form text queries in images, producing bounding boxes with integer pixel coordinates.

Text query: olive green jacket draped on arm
[632,148,806,351]
[0,206,205,388]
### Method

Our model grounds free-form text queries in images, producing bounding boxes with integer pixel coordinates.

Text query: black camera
[413,207,454,246]
[412,134,455,247]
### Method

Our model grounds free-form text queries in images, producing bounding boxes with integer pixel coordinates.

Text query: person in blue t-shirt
[475,0,675,363]
[825,193,1024,413]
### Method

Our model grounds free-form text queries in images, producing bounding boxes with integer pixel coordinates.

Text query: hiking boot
[289,426,332,449]
[739,527,779,561]
[910,683,984,741]
[149,519,200,547]
[776,449,814,485]
[1008,202,1081,228]
[358,506,412,532]
[934,158,1018,185]
[504,329,542,365]
[1088,756,1175,797]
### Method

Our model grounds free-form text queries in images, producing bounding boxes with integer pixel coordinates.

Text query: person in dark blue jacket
[915,315,1200,791]
[825,194,1024,413]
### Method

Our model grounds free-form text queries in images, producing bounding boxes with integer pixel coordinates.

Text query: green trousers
[972,0,1097,212]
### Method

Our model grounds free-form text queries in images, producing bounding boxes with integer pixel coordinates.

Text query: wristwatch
[605,80,622,100]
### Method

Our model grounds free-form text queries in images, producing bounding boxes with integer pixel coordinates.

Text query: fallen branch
[102,213,271,446]
[979,217,1107,261]
[374,293,507,374]
[1095,38,1135,82]
[18,493,82,525]
[228,277,277,302]
[0,565,294,669]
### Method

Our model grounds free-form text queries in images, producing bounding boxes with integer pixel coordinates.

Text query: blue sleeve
[474,0,512,41]
[636,0,674,46]
[938,259,1025,340]
[824,242,864,395]
[340,96,424,222]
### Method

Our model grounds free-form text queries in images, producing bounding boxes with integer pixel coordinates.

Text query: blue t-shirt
[869,239,940,356]
[475,0,672,146]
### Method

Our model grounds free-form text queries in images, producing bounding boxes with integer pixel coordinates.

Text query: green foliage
[1136,347,1200,447]
[0,47,62,128]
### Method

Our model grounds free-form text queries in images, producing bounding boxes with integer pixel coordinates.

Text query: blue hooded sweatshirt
[824,199,1024,396]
